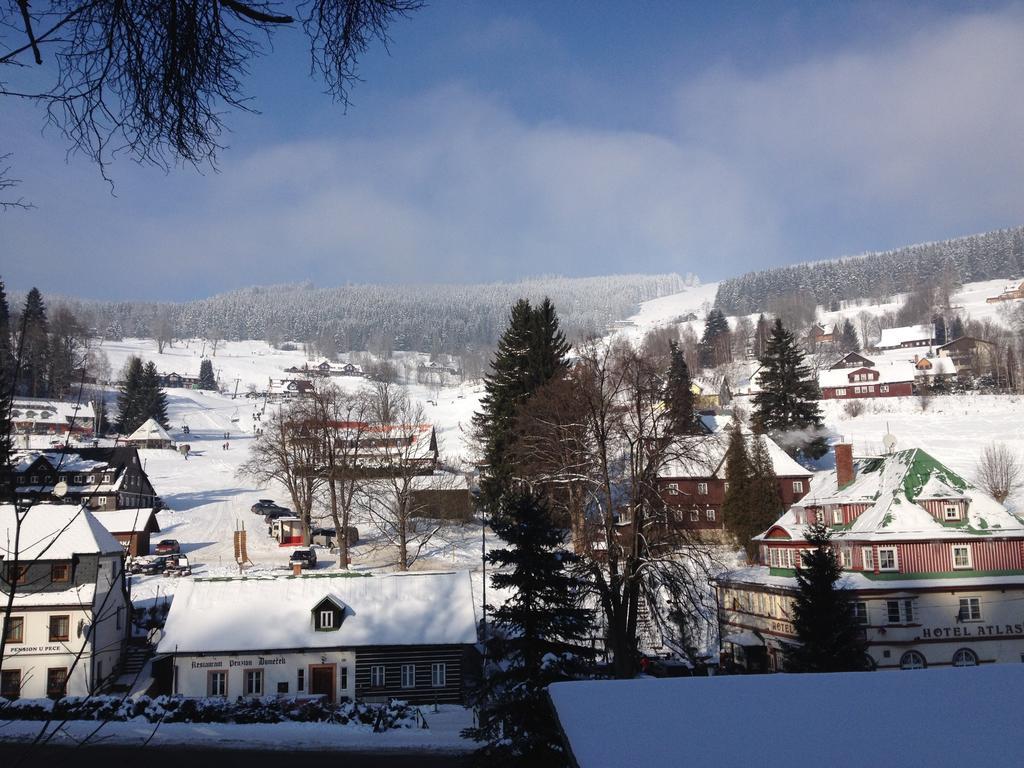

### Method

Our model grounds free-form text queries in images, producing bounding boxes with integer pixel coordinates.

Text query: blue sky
[4,1,1024,300]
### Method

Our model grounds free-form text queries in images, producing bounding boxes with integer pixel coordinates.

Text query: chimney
[835,443,854,488]
[292,562,303,576]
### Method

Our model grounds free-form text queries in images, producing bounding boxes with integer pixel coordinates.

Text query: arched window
[899,650,927,670]
[952,648,978,667]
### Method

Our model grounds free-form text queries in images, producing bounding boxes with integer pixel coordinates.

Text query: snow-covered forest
[715,226,1024,315]
[34,273,694,355]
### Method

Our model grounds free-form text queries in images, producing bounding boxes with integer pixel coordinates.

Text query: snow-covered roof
[10,397,95,426]
[818,360,917,388]
[0,504,125,561]
[157,570,477,654]
[408,471,469,491]
[93,508,161,534]
[916,355,957,376]
[11,450,108,474]
[549,666,1024,768]
[126,418,173,443]
[877,324,934,349]
[661,430,810,481]
[762,448,1024,542]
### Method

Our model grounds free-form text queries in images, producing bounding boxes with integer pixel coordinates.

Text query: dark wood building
[93,508,162,556]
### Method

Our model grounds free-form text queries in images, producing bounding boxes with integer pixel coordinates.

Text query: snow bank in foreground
[549,666,1024,767]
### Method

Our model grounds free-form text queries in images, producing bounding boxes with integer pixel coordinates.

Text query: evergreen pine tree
[198,358,217,390]
[745,434,784,561]
[752,319,827,460]
[473,299,569,513]
[932,314,947,346]
[721,420,754,550]
[753,314,771,359]
[16,287,50,398]
[464,491,594,767]
[664,340,698,434]
[140,361,170,428]
[699,309,731,368]
[838,319,859,353]
[116,357,144,433]
[949,315,964,341]
[0,279,12,471]
[785,521,870,673]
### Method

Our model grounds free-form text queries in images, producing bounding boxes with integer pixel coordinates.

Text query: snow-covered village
[4,3,1024,767]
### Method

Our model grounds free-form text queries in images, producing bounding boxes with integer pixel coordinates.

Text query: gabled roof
[127,418,173,443]
[93,508,161,534]
[760,448,1024,542]
[828,351,874,369]
[877,324,934,349]
[660,430,811,481]
[818,359,916,388]
[0,503,125,561]
[157,570,477,654]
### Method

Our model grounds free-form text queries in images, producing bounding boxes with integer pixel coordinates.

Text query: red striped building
[716,444,1024,672]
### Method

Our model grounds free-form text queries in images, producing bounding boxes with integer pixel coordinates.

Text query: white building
[1,505,129,699]
[156,570,477,704]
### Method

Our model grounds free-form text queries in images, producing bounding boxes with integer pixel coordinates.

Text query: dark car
[129,555,169,575]
[251,499,281,514]
[289,548,317,569]
[264,507,294,524]
[154,539,181,555]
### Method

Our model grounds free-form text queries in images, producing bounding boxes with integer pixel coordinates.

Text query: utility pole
[232,378,241,400]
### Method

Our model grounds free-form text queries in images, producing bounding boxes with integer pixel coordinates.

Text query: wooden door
[309,664,335,702]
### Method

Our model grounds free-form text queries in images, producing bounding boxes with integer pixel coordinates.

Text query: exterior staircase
[108,638,154,693]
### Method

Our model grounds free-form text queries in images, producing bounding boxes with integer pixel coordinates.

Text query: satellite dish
[53,481,69,498]
[882,433,897,454]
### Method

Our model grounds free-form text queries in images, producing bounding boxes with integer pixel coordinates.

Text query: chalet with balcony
[716,444,1024,672]
[818,359,916,399]
[828,351,875,370]
[1,447,158,511]
[0,504,129,699]
[985,280,1024,303]
[9,398,95,437]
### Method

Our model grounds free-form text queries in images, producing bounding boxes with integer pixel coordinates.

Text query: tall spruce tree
[198,358,217,390]
[140,361,170,428]
[664,340,698,434]
[0,280,12,471]
[932,314,947,346]
[752,319,827,459]
[116,356,144,433]
[16,287,50,398]
[699,308,731,368]
[464,490,594,767]
[785,521,870,673]
[745,434,784,561]
[838,319,859,353]
[721,420,754,549]
[474,298,569,513]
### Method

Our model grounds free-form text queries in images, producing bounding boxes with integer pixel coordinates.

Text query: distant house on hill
[125,418,174,449]
[806,323,834,346]
[876,324,935,350]
[285,361,364,378]
[828,351,875,370]
[159,372,201,389]
[691,375,732,409]
[985,280,1024,303]
[937,336,997,379]
[818,359,915,399]
[9,398,95,437]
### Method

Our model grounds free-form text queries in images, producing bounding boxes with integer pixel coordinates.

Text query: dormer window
[312,597,345,631]
[943,504,960,521]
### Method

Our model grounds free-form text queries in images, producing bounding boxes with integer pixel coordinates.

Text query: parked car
[163,554,192,576]
[129,556,169,575]
[250,499,281,514]
[289,548,317,570]
[264,507,294,524]
[154,539,181,555]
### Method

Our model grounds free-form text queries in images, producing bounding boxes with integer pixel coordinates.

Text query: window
[370,665,386,688]
[8,564,29,585]
[878,548,898,572]
[667,482,679,496]
[208,670,227,697]
[880,385,890,393]
[706,508,716,522]
[401,664,416,689]
[74,474,85,484]
[852,602,868,625]
[768,548,778,568]
[673,509,685,523]
[277,682,289,694]
[46,668,67,699]
[689,509,699,522]
[4,616,24,643]
[836,388,846,396]
[887,599,915,624]
[244,669,264,696]
[1,669,20,700]
[792,480,804,494]
[431,663,447,688]
[341,666,348,691]
[832,507,844,525]
[952,648,978,667]
[319,610,334,629]
[943,505,960,521]
[899,651,927,670]
[51,563,70,582]
[958,597,982,622]
[862,547,874,571]
[840,547,853,569]
[49,615,70,642]
[297,669,305,692]
[696,482,708,495]
[952,545,972,570]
